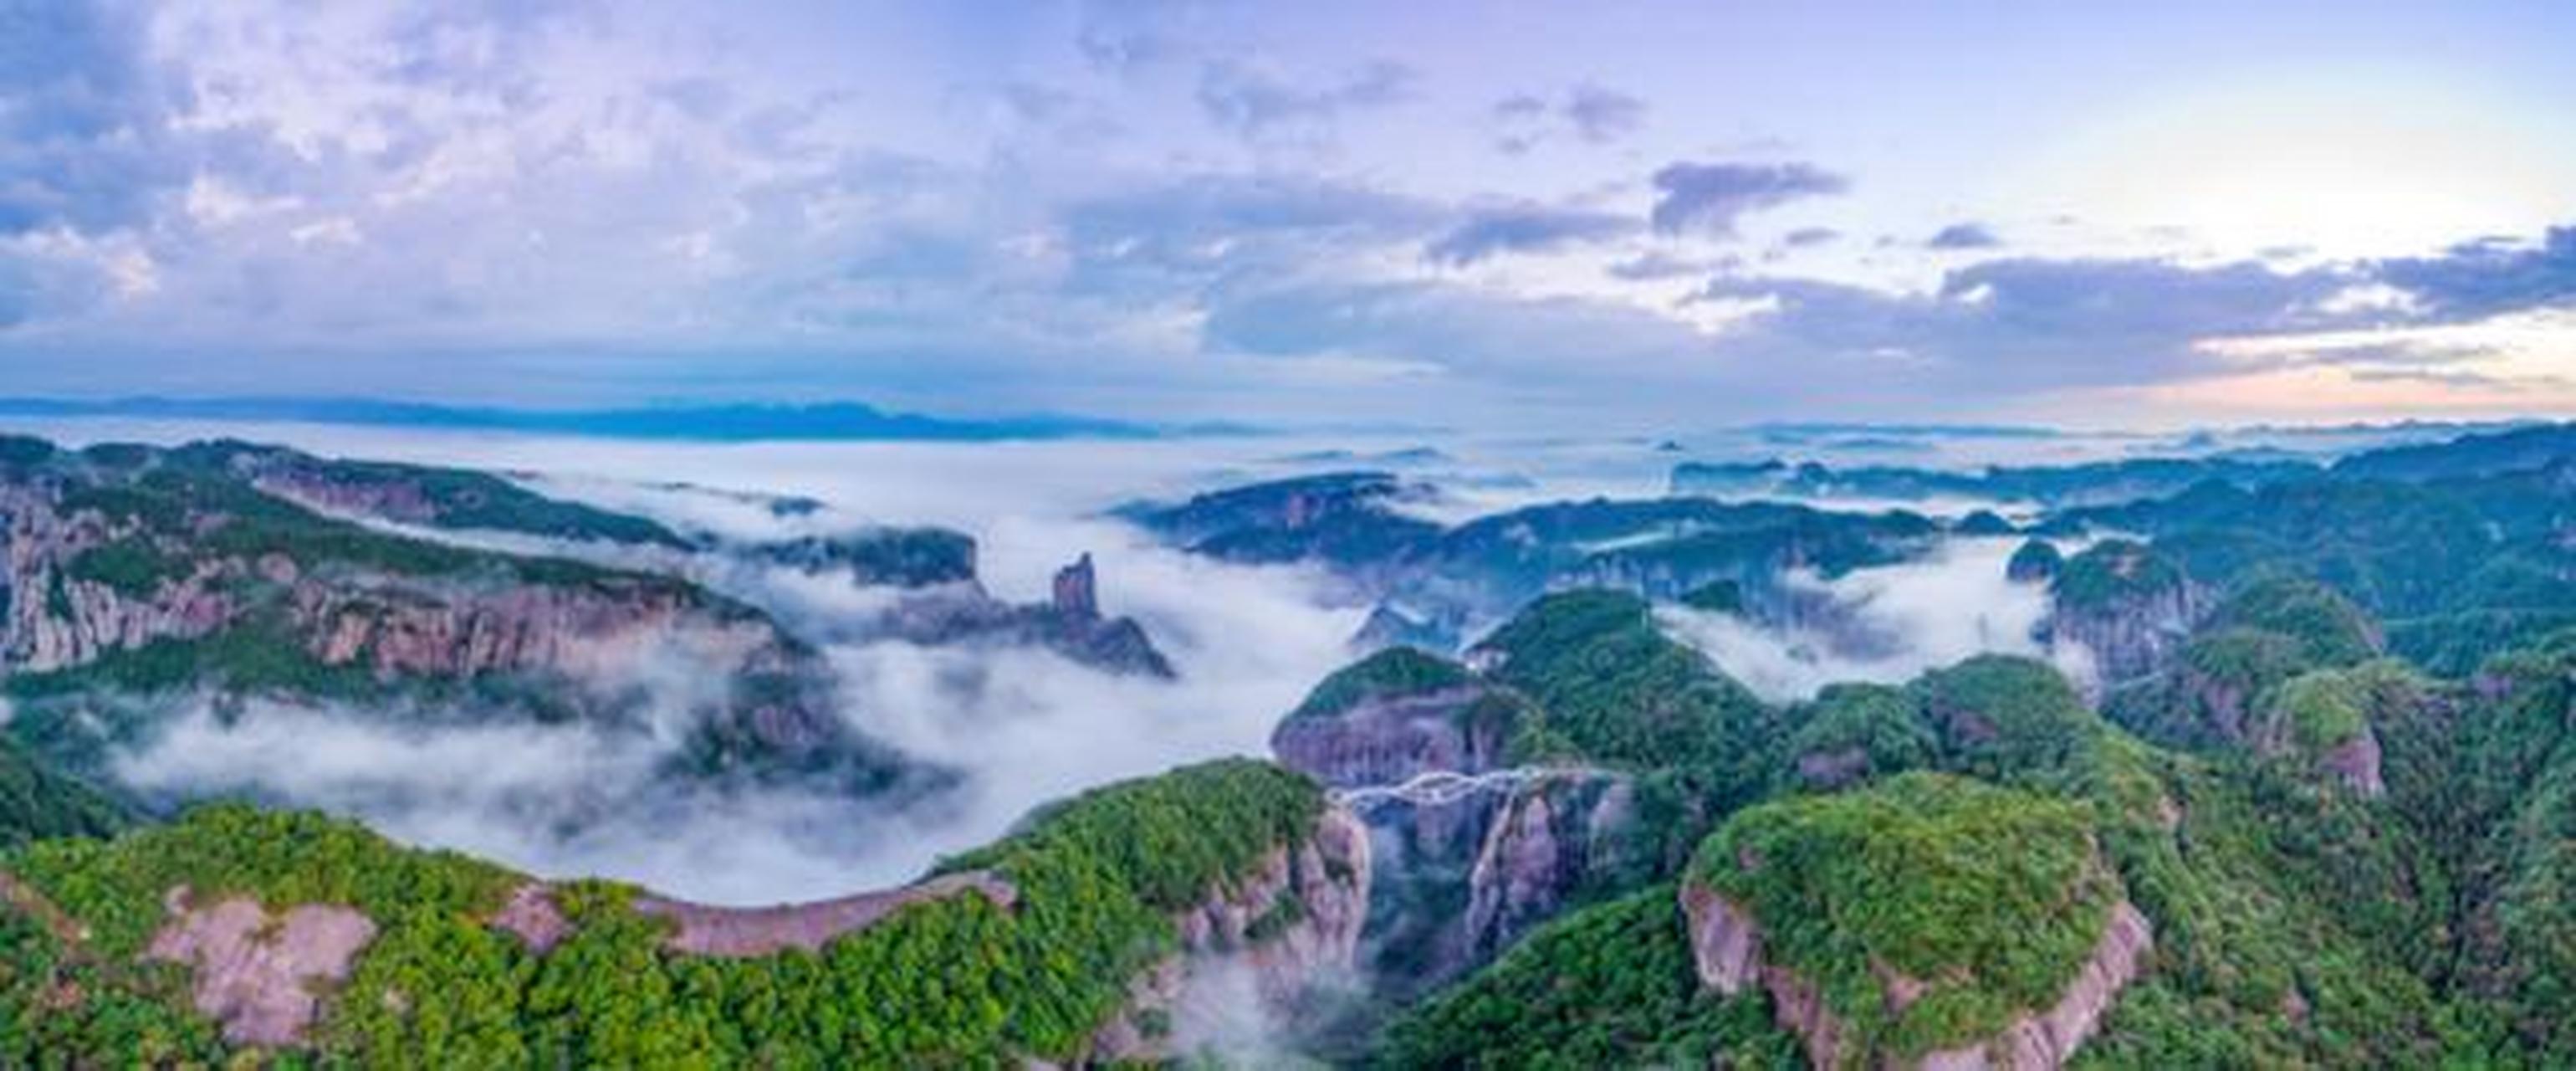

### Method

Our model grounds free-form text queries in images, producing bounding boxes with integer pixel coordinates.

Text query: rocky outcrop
[1681,884,2154,1070]
[0,443,914,797]
[1090,805,1372,1061]
[816,551,1176,679]
[145,888,378,1048]
[1270,685,1514,789]
[2254,718,2388,800]
[292,573,742,681]
[1915,903,2154,1070]
[2046,541,2208,693]
[2319,732,2387,797]
[1460,773,1636,963]
[0,483,230,671]
[1052,553,1099,617]
[488,871,1021,958]
[1122,472,1445,584]
[1797,746,1875,790]
[489,884,572,954]
[225,443,693,549]
[1328,767,1638,995]
[633,872,1018,957]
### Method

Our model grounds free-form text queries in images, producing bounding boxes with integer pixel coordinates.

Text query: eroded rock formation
[1270,684,1515,790]
[1090,805,1372,1061]
[1681,881,2154,1069]
[145,889,379,1048]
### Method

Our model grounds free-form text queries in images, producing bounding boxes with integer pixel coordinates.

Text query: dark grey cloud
[1607,251,1723,280]
[1196,59,1415,137]
[1697,255,2349,390]
[1783,227,1841,249]
[1490,94,1548,121]
[649,77,733,122]
[1195,249,2360,406]
[1490,82,1648,154]
[1200,277,1715,386]
[1564,84,1647,143]
[1065,174,1436,249]
[1927,222,2001,250]
[1054,173,1443,300]
[0,0,183,236]
[2374,227,2576,319]
[1425,205,1636,266]
[1649,161,1848,238]
[1076,0,1192,74]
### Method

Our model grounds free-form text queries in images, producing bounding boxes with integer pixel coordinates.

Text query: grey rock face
[1090,805,1373,1062]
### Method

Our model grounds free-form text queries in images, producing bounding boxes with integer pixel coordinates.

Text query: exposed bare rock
[0,460,908,789]
[1917,902,2154,1070]
[2045,541,2209,695]
[851,556,1177,679]
[1331,767,1638,995]
[1271,685,1513,789]
[632,871,1018,957]
[1091,805,1372,1062]
[144,889,378,1048]
[1462,774,1635,962]
[1,483,233,670]
[1680,880,1761,994]
[1052,553,1100,618]
[489,884,570,954]
[1797,746,1873,790]
[1683,886,2154,1070]
[2319,730,2388,798]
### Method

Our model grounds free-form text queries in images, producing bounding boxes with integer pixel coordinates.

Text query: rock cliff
[2045,540,2207,692]
[0,438,917,798]
[1087,804,1372,1061]
[1683,883,2154,1070]
[1271,684,1518,789]
[1683,774,2155,1070]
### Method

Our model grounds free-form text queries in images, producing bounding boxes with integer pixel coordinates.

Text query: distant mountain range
[0,396,1253,442]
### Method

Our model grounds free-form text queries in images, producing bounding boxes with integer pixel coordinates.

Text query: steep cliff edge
[0,437,914,797]
[1268,644,1655,995]
[851,551,1177,678]
[1682,773,2152,1069]
[98,436,1174,678]
[0,760,1365,1066]
[2043,539,2206,692]
[1086,804,1371,1061]
[1269,647,1526,788]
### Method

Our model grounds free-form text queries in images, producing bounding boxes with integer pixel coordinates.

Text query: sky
[6,0,2576,431]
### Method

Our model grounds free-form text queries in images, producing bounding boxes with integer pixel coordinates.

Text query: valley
[3,419,2576,1066]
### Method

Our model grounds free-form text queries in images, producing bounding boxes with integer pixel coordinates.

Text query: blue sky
[5,0,2576,430]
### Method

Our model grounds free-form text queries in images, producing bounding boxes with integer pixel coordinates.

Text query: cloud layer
[3,1,2574,427]
[87,426,1366,903]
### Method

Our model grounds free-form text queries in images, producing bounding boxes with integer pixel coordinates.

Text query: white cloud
[88,427,1366,903]
[1658,536,2093,702]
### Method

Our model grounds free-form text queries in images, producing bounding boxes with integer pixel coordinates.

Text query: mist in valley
[29,418,2120,904]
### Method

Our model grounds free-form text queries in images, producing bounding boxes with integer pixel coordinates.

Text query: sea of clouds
[15,417,2140,904]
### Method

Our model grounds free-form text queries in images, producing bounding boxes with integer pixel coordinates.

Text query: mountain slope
[0,760,1360,1065]
[0,437,917,804]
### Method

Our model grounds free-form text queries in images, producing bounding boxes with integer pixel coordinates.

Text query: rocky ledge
[1086,804,1372,1062]
[145,887,380,1048]
[1682,883,2154,1070]
[488,871,1020,958]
